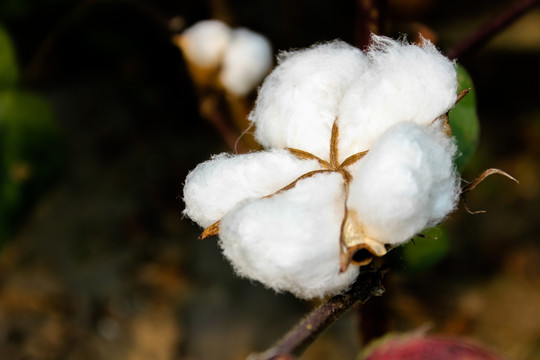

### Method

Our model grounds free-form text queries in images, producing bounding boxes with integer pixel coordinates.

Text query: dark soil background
[0,0,539,359]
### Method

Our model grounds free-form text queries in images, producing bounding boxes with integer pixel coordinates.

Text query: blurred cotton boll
[220,28,273,97]
[176,20,231,68]
[175,20,273,97]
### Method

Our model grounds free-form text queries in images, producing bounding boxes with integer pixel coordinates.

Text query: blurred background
[0,0,539,359]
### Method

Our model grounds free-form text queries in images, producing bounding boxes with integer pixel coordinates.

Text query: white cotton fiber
[219,172,359,299]
[337,36,457,162]
[249,41,369,161]
[346,122,459,245]
[220,28,273,96]
[183,149,321,228]
[180,20,231,68]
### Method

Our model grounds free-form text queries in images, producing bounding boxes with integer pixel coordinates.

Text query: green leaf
[401,227,450,273]
[0,24,19,89]
[0,90,64,244]
[448,66,480,171]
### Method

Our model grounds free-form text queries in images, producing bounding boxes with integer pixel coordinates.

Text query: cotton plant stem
[357,278,391,346]
[356,0,387,49]
[447,0,540,59]
[248,268,384,360]
[199,94,249,153]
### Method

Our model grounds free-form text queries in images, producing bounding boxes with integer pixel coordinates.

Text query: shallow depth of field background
[0,0,539,359]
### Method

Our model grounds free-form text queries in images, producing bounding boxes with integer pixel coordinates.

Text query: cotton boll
[219,172,359,299]
[249,41,369,161]
[178,20,231,68]
[183,149,321,228]
[337,35,457,163]
[220,28,273,97]
[346,122,459,246]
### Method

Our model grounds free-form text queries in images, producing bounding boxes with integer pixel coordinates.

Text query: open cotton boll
[219,172,359,299]
[249,41,369,161]
[346,122,459,246]
[220,28,273,96]
[337,36,457,162]
[178,20,231,68]
[183,149,321,228]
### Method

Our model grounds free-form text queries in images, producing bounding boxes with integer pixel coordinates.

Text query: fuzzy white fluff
[220,28,273,96]
[219,172,359,299]
[180,20,231,68]
[347,122,459,245]
[337,36,457,162]
[183,35,461,299]
[183,149,321,228]
[248,41,369,161]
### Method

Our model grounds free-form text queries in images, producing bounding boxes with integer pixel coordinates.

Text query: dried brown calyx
[460,168,518,214]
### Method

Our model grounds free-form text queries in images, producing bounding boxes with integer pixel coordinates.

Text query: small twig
[248,267,384,360]
[455,88,470,104]
[447,0,540,59]
[199,95,249,153]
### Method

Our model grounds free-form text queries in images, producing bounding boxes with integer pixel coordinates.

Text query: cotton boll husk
[220,28,273,97]
[183,149,321,228]
[346,122,459,246]
[177,20,231,68]
[249,41,369,161]
[337,36,457,163]
[219,172,359,299]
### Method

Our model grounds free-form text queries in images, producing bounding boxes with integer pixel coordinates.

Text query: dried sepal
[266,170,333,198]
[433,88,471,138]
[460,168,518,214]
[199,220,220,239]
[286,148,331,169]
[340,210,387,272]
[440,114,453,137]
[461,168,518,193]
[455,88,470,104]
[339,150,369,168]
[329,119,340,168]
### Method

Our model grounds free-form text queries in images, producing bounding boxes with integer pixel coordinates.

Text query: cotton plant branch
[356,0,387,49]
[447,0,540,59]
[247,266,385,360]
[199,94,250,153]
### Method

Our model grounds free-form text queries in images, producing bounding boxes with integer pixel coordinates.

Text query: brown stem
[248,267,384,360]
[358,282,390,345]
[356,0,387,50]
[447,0,540,60]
